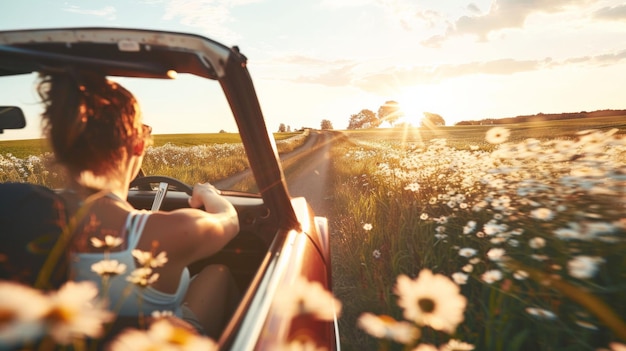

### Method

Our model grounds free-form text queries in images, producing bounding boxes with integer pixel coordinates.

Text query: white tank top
[69,210,190,317]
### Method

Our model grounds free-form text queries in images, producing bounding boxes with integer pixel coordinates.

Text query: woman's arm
[141,183,239,265]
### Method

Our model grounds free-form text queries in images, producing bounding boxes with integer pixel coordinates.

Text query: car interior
[0,28,337,350]
[0,41,279,299]
[0,104,277,298]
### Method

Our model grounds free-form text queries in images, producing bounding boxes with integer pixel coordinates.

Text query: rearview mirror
[0,106,26,133]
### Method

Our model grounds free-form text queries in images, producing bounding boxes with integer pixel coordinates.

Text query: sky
[1,0,625,139]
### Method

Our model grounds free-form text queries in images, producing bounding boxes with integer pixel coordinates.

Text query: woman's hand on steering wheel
[188,183,226,212]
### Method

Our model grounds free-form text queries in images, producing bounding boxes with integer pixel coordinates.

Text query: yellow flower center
[45,306,75,324]
[168,326,192,345]
[0,308,16,328]
[418,298,435,313]
[379,315,396,325]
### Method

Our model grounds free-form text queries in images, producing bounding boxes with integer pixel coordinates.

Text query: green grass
[329,116,626,350]
[0,132,304,159]
[0,131,308,187]
[344,115,626,147]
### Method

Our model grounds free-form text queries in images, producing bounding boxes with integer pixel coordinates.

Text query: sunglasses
[142,123,152,135]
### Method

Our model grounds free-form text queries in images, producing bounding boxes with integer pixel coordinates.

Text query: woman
[37,70,240,338]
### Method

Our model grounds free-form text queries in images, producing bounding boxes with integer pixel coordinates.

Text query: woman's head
[37,70,151,184]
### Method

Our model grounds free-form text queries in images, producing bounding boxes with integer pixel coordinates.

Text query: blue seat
[0,182,68,289]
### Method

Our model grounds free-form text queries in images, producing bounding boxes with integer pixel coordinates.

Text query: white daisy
[363,223,373,231]
[458,248,477,258]
[109,319,217,351]
[272,276,341,321]
[357,313,420,344]
[44,281,114,344]
[451,272,468,285]
[90,235,124,249]
[567,255,604,279]
[485,127,511,144]
[481,270,503,284]
[132,250,168,268]
[486,248,506,262]
[394,269,467,334]
[0,281,49,347]
[126,267,160,288]
[462,264,474,273]
[91,259,127,277]
[530,208,554,221]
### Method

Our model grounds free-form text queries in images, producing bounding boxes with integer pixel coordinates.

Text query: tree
[278,123,286,132]
[377,100,403,126]
[347,109,378,129]
[421,112,445,127]
[320,119,333,130]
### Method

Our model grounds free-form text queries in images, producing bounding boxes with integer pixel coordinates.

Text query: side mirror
[0,106,26,133]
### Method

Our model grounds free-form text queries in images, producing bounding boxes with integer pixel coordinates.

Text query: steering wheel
[129,175,193,196]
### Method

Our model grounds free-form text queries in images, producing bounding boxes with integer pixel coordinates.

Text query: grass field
[1,116,625,350]
[329,116,626,350]
[0,131,303,159]
[0,131,307,187]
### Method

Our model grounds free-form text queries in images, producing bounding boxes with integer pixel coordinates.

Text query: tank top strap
[125,210,151,249]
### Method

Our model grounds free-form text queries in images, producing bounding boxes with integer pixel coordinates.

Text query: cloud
[593,4,626,21]
[428,0,596,44]
[373,0,447,31]
[467,3,482,15]
[161,0,260,43]
[296,63,360,87]
[283,48,626,94]
[63,5,117,20]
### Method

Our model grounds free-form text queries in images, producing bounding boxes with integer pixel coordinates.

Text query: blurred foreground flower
[92,259,127,277]
[45,280,114,344]
[394,269,467,334]
[132,249,168,268]
[485,127,510,144]
[357,312,420,344]
[108,319,217,351]
[0,280,113,347]
[0,281,49,348]
[273,276,341,321]
[91,235,124,249]
[126,267,160,288]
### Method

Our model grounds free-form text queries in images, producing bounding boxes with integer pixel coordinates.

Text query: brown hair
[37,70,148,177]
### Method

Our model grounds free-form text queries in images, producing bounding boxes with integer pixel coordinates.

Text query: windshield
[0,72,262,193]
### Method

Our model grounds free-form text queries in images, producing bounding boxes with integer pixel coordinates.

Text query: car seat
[0,182,69,289]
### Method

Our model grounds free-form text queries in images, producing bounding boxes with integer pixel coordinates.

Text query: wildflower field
[329,116,626,350]
[0,131,305,188]
[2,118,626,350]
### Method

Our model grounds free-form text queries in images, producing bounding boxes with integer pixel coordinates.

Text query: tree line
[455,109,626,125]
[346,101,445,130]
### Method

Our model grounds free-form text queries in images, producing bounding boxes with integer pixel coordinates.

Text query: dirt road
[213,130,340,217]
[281,130,337,217]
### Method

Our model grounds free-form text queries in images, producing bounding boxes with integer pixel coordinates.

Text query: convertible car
[0,28,338,349]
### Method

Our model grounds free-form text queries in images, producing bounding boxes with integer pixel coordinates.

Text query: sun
[397,101,424,127]
[396,88,427,127]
